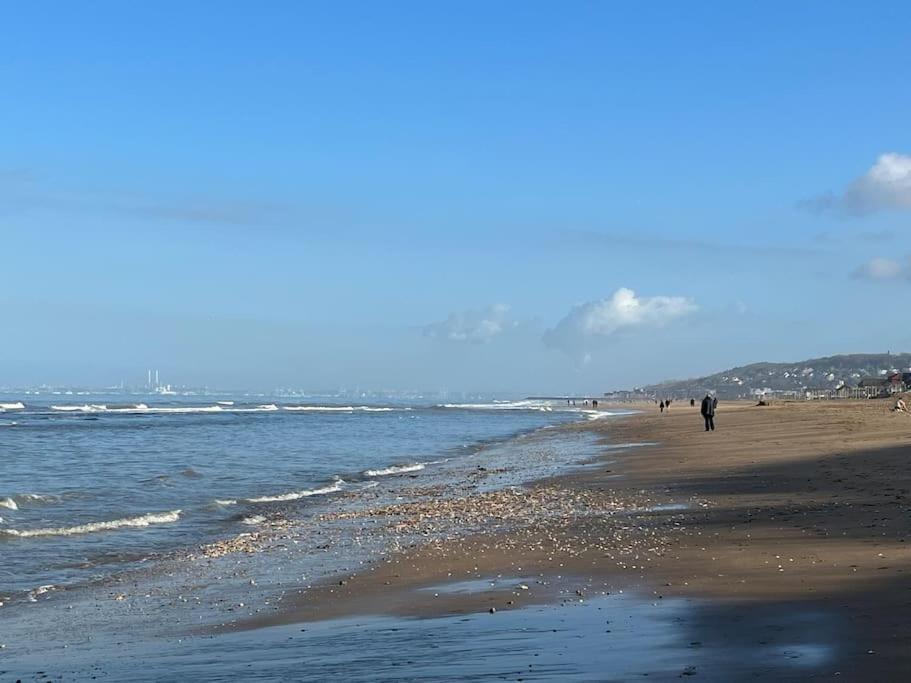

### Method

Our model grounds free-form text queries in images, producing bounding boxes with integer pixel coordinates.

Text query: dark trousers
[704,415,715,431]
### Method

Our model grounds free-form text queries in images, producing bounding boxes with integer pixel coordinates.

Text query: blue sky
[2,1,910,393]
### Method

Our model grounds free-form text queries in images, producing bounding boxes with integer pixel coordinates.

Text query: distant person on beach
[592,399,598,408]
[666,398,671,409]
[659,400,665,413]
[690,398,695,407]
[894,397,908,413]
[700,393,717,431]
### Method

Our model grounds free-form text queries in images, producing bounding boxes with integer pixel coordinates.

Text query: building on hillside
[857,375,904,396]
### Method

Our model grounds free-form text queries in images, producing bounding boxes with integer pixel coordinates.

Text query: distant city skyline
[2,2,910,393]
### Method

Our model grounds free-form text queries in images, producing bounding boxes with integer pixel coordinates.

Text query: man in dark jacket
[700,393,717,431]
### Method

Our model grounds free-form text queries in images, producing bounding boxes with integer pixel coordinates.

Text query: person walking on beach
[690,398,695,407]
[659,400,665,413]
[700,393,717,431]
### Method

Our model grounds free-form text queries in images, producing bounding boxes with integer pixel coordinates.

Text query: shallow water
[0,590,839,681]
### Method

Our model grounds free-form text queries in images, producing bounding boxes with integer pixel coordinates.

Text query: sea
[0,394,606,608]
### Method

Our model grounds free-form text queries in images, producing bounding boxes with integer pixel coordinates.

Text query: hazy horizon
[3,2,910,394]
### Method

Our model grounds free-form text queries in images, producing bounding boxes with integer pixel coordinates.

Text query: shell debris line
[317,485,699,569]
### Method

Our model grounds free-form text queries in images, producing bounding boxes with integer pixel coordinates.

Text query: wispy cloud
[801,153,911,216]
[424,304,515,343]
[0,172,294,227]
[543,288,697,359]
[558,229,822,258]
[852,256,910,282]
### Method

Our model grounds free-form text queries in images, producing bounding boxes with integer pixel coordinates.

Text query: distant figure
[659,400,665,413]
[700,393,718,431]
[592,399,599,408]
[690,398,695,407]
[666,398,672,409]
[894,397,908,413]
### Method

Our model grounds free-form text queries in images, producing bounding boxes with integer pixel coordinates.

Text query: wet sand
[232,399,911,679]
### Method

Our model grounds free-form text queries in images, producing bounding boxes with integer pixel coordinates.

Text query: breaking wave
[0,493,60,508]
[0,401,25,410]
[241,515,266,525]
[217,480,346,506]
[0,510,182,538]
[245,480,345,503]
[439,400,555,412]
[48,404,280,414]
[363,463,426,477]
[281,405,404,413]
[46,403,401,415]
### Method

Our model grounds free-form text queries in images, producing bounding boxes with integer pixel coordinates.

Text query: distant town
[0,368,518,403]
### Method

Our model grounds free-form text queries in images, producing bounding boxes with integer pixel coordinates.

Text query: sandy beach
[229,399,911,680]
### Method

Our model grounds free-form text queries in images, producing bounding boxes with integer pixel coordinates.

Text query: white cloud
[424,304,514,344]
[804,153,911,216]
[543,288,697,356]
[852,256,910,281]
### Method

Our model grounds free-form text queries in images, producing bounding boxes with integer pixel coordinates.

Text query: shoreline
[226,399,911,678]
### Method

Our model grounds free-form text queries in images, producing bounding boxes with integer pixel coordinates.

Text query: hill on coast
[641,353,911,400]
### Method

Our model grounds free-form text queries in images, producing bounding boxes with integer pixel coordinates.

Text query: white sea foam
[0,402,25,410]
[51,404,108,412]
[241,515,266,525]
[282,405,403,413]
[0,498,18,510]
[214,499,238,506]
[583,410,618,421]
[48,403,284,415]
[244,480,345,503]
[0,510,182,538]
[363,463,426,477]
[235,404,279,412]
[47,402,400,415]
[27,584,57,602]
[5,493,60,506]
[439,400,555,412]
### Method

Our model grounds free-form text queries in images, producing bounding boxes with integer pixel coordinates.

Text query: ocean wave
[363,463,426,477]
[438,400,555,412]
[0,510,182,538]
[0,401,25,410]
[0,493,60,507]
[48,403,282,415]
[282,405,404,413]
[583,410,616,420]
[244,480,345,503]
[0,421,17,427]
[241,515,266,525]
[231,404,279,412]
[27,584,57,602]
[51,404,109,412]
[45,402,404,416]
